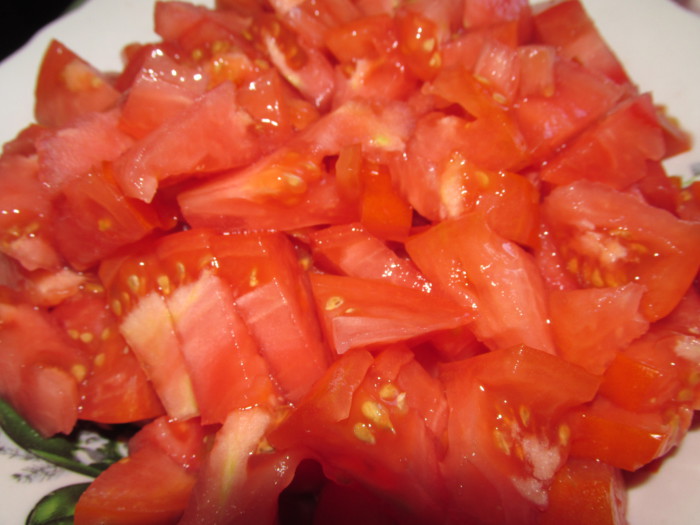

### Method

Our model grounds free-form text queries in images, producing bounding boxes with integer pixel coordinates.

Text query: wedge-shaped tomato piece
[52,163,171,271]
[549,283,649,375]
[514,59,625,161]
[0,302,87,436]
[35,40,121,128]
[309,222,431,292]
[178,148,356,232]
[74,446,197,525]
[50,289,164,424]
[0,151,60,271]
[543,180,700,321]
[309,273,470,355]
[119,49,206,139]
[440,345,600,525]
[539,458,627,525]
[462,0,530,32]
[248,12,336,108]
[270,346,448,524]
[532,0,630,86]
[600,289,700,412]
[166,272,277,425]
[406,212,555,353]
[120,291,200,421]
[128,415,212,472]
[178,407,299,525]
[212,231,330,403]
[540,95,666,189]
[114,82,260,203]
[567,397,691,472]
[438,153,540,247]
[37,109,134,191]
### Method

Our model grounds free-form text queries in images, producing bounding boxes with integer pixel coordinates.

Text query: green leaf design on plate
[25,483,90,525]
[0,398,127,478]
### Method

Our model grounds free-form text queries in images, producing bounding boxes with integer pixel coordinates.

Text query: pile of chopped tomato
[1,0,700,523]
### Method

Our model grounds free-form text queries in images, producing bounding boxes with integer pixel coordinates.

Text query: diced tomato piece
[270,346,448,524]
[166,272,277,424]
[178,407,283,525]
[309,273,469,355]
[543,181,700,321]
[514,58,625,160]
[119,50,206,139]
[119,291,200,420]
[74,446,197,525]
[35,40,121,128]
[0,152,60,271]
[517,44,556,98]
[50,289,164,424]
[309,222,432,292]
[440,345,600,525]
[178,148,356,232]
[538,458,627,525]
[0,302,87,436]
[540,95,666,189]
[52,163,170,271]
[406,213,555,353]
[114,82,260,203]
[37,109,134,191]
[549,283,649,374]
[532,0,631,86]
[567,397,691,471]
[128,416,211,472]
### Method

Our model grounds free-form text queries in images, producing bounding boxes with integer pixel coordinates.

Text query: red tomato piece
[309,273,470,355]
[166,272,277,424]
[0,302,87,436]
[309,222,432,292]
[74,446,197,525]
[0,152,60,271]
[37,109,134,191]
[50,289,164,424]
[113,82,261,203]
[540,94,666,189]
[406,213,555,353]
[532,0,631,86]
[128,416,212,472]
[52,163,170,271]
[269,346,448,524]
[543,180,700,321]
[440,345,600,525]
[548,283,650,375]
[538,458,627,525]
[514,58,625,161]
[35,40,121,128]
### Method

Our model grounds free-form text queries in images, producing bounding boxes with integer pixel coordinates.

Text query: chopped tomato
[543,181,700,321]
[0,0,699,523]
[35,40,121,128]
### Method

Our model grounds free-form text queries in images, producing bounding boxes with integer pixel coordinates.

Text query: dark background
[0,1,76,62]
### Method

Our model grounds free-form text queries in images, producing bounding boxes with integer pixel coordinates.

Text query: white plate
[0,1,698,524]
